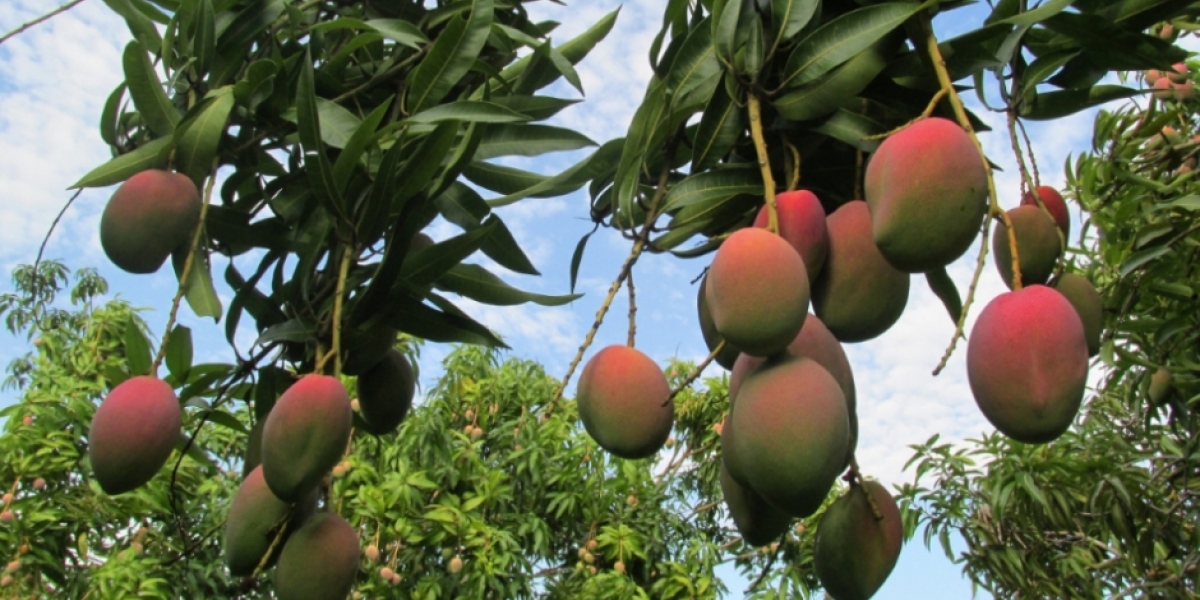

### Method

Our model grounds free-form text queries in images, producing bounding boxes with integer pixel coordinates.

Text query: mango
[100,170,201,274]
[814,481,903,600]
[1052,273,1102,357]
[89,376,181,495]
[356,349,416,435]
[728,355,849,517]
[865,117,988,272]
[992,206,1061,289]
[577,345,673,459]
[720,460,791,547]
[812,201,910,342]
[967,285,1088,444]
[274,512,360,600]
[706,228,809,357]
[224,466,318,576]
[1020,186,1070,240]
[261,375,352,501]
[697,277,740,370]
[752,190,830,281]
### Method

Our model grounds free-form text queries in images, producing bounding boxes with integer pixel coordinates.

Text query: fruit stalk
[549,149,677,409]
[627,269,637,347]
[917,14,1022,291]
[931,216,992,376]
[151,164,216,375]
[250,509,294,579]
[332,247,353,376]
[665,341,725,406]
[748,94,779,234]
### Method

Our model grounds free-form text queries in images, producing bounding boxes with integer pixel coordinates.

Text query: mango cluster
[100,170,201,274]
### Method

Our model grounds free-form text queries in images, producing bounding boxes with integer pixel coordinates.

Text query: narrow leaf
[70,137,172,189]
[122,40,179,137]
[781,3,920,88]
[437,264,582,306]
[174,88,234,184]
[407,0,494,114]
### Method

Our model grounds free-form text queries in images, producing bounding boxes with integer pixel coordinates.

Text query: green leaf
[385,295,507,348]
[772,0,820,48]
[197,408,247,434]
[334,98,392,192]
[996,0,1073,26]
[122,41,179,137]
[296,53,341,215]
[100,84,126,147]
[195,0,216,75]
[475,124,596,160]
[404,101,531,125]
[1119,244,1172,278]
[406,0,494,114]
[811,109,885,152]
[569,225,597,294]
[713,0,741,66]
[400,220,497,288]
[487,138,624,206]
[662,167,763,212]
[314,99,363,150]
[164,325,193,381]
[691,83,742,173]
[70,137,173,189]
[666,19,719,104]
[1167,195,1200,211]
[496,9,619,95]
[437,264,581,306]
[255,319,316,345]
[1020,85,1141,120]
[486,95,579,120]
[174,87,234,184]
[123,318,153,376]
[613,80,669,228]
[1021,50,1079,92]
[775,47,886,122]
[780,3,920,89]
[925,268,963,325]
[103,0,163,51]
[173,249,223,321]
[366,19,429,49]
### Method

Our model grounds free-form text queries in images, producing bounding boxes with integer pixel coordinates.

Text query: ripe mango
[992,206,1061,289]
[814,481,903,600]
[100,170,201,274]
[261,375,352,501]
[967,285,1087,444]
[865,118,988,272]
[812,201,909,342]
[728,355,849,517]
[274,512,360,600]
[577,346,673,459]
[706,228,809,357]
[1020,186,1070,240]
[752,190,830,281]
[356,349,416,435]
[89,376,181,495]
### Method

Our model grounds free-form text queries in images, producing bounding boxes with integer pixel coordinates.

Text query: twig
[151,164,217,375]
[664,342,723,406]
[748,95,778,234]
[0,0,89,48]
[932,217,992,376]
[626,269,636,348]
[331,247,352,376]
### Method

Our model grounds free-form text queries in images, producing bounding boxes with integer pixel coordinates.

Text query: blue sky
[0,0,1166,596]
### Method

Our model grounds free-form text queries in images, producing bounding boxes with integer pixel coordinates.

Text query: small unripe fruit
[2,493,12,505]
[627,495,638,507]
[712,422,724,435]
[588,566,597,575]
[1155,77,1174,99]
[1174,80,1194,101]
[470,426,484,441]
[586,540,598,551]
[18,544,28,554]
[131,542,143,555]
[32,478,45,490]
[5,560,18,574]
[21,416,32,427]
[365,545,380,562]
[350,398,360,412]
[332,464,348,478]
[0,511,13,522]
[614,561,626,574]
[577,547,588,558]
[1149,368,1174,404]
[380,567,394,579]
[449,556,464,574]
[0,575,10,586]
[1147,69,1164,84]
[390,572,401,584]
[464,409,476,421]
[1169,62,1190,83]
[463,425,474,436]
[584,552,595,564]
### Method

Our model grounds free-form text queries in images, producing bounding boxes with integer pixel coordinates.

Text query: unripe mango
[356,349,416,435]
[992,206,1062,289]
[340,327,398,376]
[89,376,181,495]
[696,277,740,370]
[967,286,1087,444]
[814,481,903,600]
[224,466,318,576]
[729,355,849,517]
[706,228,809,357]
[865,117,988,272]
[274,512,360,600]
[812,201,910,342]
[719,460,791,547]
[1052,273,1102,357]
[261,375,352,501]
[100,170,201,274]
[577,346,673,459]
[752,190,830,281]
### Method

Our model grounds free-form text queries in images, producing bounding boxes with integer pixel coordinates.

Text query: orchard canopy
[0,0,1199,598]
